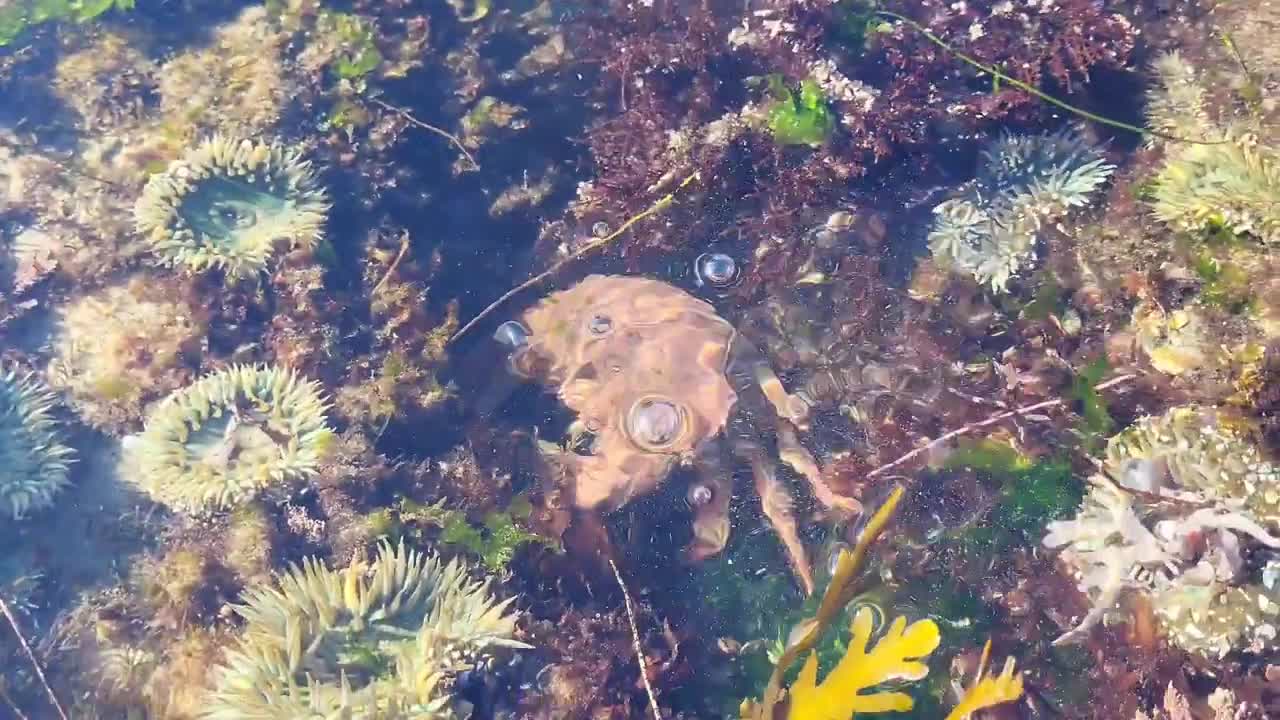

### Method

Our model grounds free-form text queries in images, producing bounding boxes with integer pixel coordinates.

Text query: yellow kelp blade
[743,485,906,720]
[944,640,1025,720]
[785,607,941,720]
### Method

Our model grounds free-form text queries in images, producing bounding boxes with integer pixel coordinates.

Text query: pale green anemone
[204,538,529,719]
[1152,572,1280,659]
[1104,405,1280,524]
[1046,406,1280,657]
[135,135,330,278]
[0,368,75,519]
[124,364,333,513]
[928,128,1114,291]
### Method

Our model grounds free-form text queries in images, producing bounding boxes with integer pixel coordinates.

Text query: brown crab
[506,274,861,593]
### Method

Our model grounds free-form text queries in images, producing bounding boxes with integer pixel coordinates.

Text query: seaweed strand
[753,485,906,717]
[371,97,479,171]
[877,10,1224,145]
[449,171,702,344]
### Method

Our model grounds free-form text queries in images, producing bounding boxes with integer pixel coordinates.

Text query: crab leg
[775,419,862,518]
[684,439,735,563]
[752,363,811,428]
[734,438,815,595]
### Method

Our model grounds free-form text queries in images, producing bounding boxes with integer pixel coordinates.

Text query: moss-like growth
[48,275,203,433]
[401,496,559,571]
[1192,248,1255,312]
[223,502,276,586]
[1069,357,1115,439]
[123,364,333,514]
[944,439,1080,555]
[131,545,218,630]
[321,11,383,80]
[135,135,330,279]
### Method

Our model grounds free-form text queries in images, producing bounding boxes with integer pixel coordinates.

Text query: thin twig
[371,98,479,171]
[371,230,411,295]
[867,374,1138,479]
[609,558,662,720]
[0,596,68,720]
[449,171,701,344]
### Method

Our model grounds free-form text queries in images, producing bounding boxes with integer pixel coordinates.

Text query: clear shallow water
[0,0,1278,718]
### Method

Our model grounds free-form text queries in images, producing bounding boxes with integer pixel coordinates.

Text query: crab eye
[588,314,612,335]
[493,320,530,350]
[626,396,686,451]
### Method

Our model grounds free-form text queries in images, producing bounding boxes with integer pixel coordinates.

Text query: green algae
[764,76,835,147]
[944,440,1080,555]
[1070,357,1115,440]
[0,0,134,47]
[400,496,559,571]
[326,12,383,81]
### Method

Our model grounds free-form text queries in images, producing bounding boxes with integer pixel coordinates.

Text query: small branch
[609,558,662,720]
[867,374,1138,479]
[0,596,68,720]
[371,98,479,171]
[371,230,411,295]
[449,171,701,344]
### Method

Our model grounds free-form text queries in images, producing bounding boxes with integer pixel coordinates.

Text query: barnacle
[928,128,1114,292]
[134,135,330,279]
[123,364,333,513]
[48,275,203,433]
[0,368,76,519]
[204,538,528,719]
[1045,406,1280,656]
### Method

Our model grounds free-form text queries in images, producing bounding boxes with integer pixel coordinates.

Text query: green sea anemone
[0,368,76,519]
[204,538,528,719]
[1145,52,1280,245]
[929,128,1114,291]
[124,364,333,513]
[1150,133,1280,245]
[134,135,330,279]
